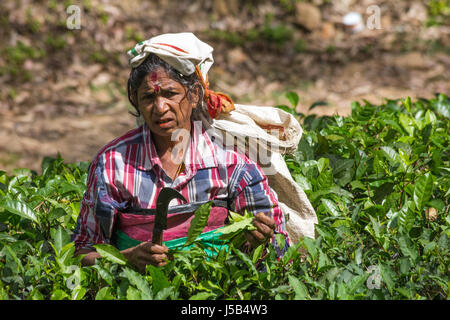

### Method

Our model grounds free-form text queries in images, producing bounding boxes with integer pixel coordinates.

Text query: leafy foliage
[0,94,448,300]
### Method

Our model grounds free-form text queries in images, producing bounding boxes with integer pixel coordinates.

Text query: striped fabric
[72,121,289,252]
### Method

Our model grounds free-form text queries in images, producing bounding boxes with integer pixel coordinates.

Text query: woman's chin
[150,122,182,138]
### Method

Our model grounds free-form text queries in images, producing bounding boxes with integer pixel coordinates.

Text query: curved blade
[152,187,187,244]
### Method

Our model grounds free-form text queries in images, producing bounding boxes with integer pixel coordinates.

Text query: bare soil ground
[1,0,449,173]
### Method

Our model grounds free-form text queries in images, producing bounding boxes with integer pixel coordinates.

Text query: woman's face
[136,67,198,141]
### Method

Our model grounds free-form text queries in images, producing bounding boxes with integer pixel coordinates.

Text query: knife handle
[152,228,163,245]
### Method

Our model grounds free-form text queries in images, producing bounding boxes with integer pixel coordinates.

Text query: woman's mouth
[156,118,175,128]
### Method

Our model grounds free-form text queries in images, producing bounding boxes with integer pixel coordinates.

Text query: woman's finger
[148,244,169,254]
[139,252,168,267]
[244,231,261,247]
[254,212,276,230]
[252,219,274,238]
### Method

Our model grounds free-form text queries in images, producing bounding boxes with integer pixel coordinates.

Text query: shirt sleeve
[71,156,123,251]
[228,161,290,252]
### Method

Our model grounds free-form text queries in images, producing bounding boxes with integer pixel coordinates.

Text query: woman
[72,33,289,272]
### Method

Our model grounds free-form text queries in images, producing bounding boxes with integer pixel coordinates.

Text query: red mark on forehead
[151,71,160,92]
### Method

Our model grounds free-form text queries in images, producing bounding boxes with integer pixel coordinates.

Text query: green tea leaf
[122,267,152,300]
[285,91,299,108]
[189,292,214,300]
[95,287,115,300]
[379,263,395,295]
[288,275,309,299]
[147,264,171,294]
[347,274,367,295]
[71,285,86,300]
[321,199,340,217]
[231,246,258,275]
[126,286,142,300]
[184,201,212,247]
[4,245,24,273]
[50,226,70,255]
[424,109,437,125]
[275,104,297,115]
[373,182,394,204]
[402,96,412,113]
[380,146,406,171]
[217,214,256,240]
[275,233,285,252]
[252,244,265,265]
[92,264,115,287]
[435,95,450,118]
[94,244,127,265]
[1,199,38,224]
[302,237,318,260]
[398,234,418,261]
[50,289,69,300]
[398,200,415,232]
[398,113,415,136]
[413,172,433,212]
[154,287,174,300]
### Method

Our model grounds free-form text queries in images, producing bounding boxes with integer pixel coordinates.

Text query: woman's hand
[122,242,169,273]
[76,242,169,273]
[244,212,276,249]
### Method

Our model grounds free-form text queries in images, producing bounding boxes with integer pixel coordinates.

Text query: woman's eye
[142,94,155,100]
[165,91,177,98]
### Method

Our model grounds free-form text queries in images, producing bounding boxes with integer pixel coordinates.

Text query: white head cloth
[127,32,214,81]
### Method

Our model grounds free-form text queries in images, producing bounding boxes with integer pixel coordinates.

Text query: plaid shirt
[72,121,289,251]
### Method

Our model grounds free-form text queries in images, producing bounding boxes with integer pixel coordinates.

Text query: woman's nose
[154,96,170,114]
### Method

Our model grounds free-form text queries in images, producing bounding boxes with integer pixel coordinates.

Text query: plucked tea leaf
[184,201,212,247]
[216,211,256,240]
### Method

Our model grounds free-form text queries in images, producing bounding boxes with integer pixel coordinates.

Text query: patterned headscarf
[127,32,234,119]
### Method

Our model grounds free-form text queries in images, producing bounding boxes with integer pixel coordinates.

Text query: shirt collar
[138,121,218,172]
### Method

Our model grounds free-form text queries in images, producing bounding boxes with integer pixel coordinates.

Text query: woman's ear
[191,83,203,109]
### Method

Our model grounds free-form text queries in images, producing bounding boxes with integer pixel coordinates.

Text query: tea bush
[0,94,448,300]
